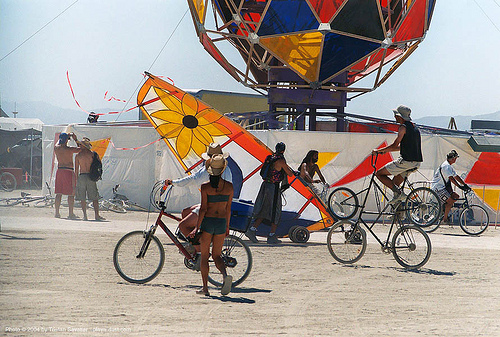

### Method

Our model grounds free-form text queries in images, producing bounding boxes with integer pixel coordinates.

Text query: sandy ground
[1,191,500,336]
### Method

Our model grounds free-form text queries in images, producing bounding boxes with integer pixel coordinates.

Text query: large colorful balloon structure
[187,0,436,130]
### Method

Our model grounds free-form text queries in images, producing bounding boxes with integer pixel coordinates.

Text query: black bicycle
[326,154,436,269]
[421,189,489,235]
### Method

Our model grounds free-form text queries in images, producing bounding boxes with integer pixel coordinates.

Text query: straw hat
[80,137,92,150]
[205,154,227,176]
[201,143,229,160]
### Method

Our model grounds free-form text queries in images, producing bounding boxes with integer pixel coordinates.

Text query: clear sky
[1,0,500,122]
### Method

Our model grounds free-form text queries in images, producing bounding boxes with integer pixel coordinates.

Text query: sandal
[221,275,232,296]
[196,289,210,296]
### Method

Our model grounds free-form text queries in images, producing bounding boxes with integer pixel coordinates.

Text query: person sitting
[372,105,423,204]
[430,150,470,224]
[298,150,328,202]
[188,154,234,296]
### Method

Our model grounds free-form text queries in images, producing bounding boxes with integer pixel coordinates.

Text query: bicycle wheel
[34,198,54,208]
[113,230,165,284]
[326,220,367,264]
[327,187,359,220]
[405,187,441,227]
[208,234,252,287]
[391,225,431,270]
[459,205,489,236]
[0,172,17,192]
[101,199,127,213]
[0,197,22,207]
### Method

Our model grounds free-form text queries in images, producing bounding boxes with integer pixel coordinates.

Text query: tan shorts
[76,174,100,201]
[383,157,420,178]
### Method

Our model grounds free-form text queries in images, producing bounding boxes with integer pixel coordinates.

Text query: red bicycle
[113,183,252,287]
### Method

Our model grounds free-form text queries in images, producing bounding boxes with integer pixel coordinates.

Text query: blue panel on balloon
[319,33,380,82]
[428,0,436,21]
[258,0,319,36]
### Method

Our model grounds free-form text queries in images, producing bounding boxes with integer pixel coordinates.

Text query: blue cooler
[229,199,254,232]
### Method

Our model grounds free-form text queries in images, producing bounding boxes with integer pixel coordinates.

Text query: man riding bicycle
[372,105,423,204]
[430,150,471,224]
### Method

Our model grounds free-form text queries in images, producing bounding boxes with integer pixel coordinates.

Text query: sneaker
[266,235,282,244]
[221,275,232,296]
[245,229,259,243]
[182,242,196,255]
[389,191,407,205]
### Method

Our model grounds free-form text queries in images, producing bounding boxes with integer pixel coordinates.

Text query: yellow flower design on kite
[151,87,231,159]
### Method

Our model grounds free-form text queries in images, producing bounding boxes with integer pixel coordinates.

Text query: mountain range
[1,100,499,131]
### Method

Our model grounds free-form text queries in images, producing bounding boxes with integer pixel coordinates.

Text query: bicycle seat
[406,167,419,173]
[21,192,31,197]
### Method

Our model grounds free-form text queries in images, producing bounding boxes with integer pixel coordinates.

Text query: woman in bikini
[189,153,234,296]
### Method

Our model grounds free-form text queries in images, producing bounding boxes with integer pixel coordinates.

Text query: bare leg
[68,195,76,217]
[375,168,397,192]
[81,200,88,220]
[443,197,454,222]
[93,200,105,220]
[269,222,277,234]
[211,233,227,277]
[55,194,62,218]
[199,231,213,294]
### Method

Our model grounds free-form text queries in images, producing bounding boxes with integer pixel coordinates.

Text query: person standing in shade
[54,132,81,219]
[245,142,294,244]
[431,150,471,224]
[75,137,105,221]
[372,105,423,204]
[189,154,234,296]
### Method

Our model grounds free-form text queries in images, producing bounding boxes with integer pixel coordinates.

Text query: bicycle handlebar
[371,152,379,170]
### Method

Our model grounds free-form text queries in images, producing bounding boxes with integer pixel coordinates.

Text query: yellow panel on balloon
[260,32,323,82]
[193,0,205,24]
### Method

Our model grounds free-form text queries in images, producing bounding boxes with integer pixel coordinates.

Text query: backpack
[260,155,274,179]
[89,151,103,182]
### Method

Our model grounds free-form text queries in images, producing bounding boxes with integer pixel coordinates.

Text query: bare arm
[373,125,406,154]
[276,159,295,177]
[314,165,326,184]
[225,184,234,236]
[190,184,208,237]
[75,156,80,177]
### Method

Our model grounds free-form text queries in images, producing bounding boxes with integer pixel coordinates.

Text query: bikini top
[207,194,230,203]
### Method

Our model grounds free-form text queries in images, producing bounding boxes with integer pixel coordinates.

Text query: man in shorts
[430,150,470,224]
[75,137,105,221]
[372,105,423,204]
[54,132,81,219]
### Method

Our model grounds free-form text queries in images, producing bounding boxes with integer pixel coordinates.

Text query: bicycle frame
[145,187,193,261]
[350,154,419,246]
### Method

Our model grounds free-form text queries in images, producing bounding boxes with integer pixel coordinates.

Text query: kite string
[0,0,79,63]
[113,8,189,122]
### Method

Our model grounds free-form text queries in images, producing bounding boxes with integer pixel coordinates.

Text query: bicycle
[0,183,53,207]
[0,171,17,192]
[421,189,489,235]
[113,183,253,288]
[326,153,435,269]
[93,185,149,214]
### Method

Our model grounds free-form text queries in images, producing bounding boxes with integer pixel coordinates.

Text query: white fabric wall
[42,123,480,214]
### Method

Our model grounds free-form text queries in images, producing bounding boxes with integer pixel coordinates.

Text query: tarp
[42,123,500,223]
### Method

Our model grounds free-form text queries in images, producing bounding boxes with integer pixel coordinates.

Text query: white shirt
[431,160,457,191]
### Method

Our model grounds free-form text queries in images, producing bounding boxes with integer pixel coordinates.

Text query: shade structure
[187,0,436,92]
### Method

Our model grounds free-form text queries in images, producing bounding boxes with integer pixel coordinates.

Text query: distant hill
[414,111,500,131]
[1,100,498,131]
[0,101,141,125]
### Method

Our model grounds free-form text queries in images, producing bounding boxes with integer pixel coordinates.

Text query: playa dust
[1,204,499,336]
